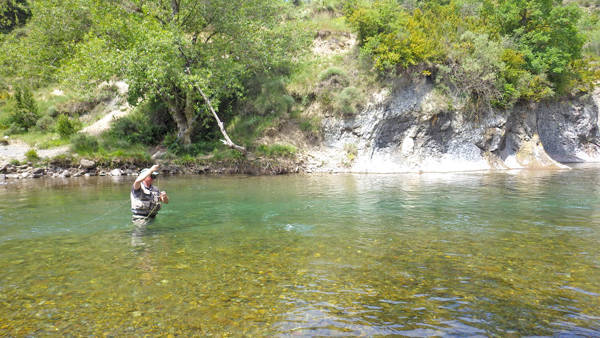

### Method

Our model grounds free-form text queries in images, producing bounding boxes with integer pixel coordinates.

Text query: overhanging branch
[193,85,247,154]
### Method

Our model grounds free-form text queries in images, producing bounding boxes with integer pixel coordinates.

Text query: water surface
[1,170,599,335]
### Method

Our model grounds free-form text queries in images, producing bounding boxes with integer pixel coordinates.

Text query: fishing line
[79,206,121,226]
[79,195,129,226]
[78,171,167,226]
[81,174,164,226]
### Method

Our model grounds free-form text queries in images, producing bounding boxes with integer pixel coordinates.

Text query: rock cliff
[309,78,600,173]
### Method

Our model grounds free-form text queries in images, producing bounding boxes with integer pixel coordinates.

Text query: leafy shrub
[334,86,364,115]
[25,149,39,162]
[347,2,449,71]
[55,114,77,138]
[109,112,159,146]
[5,123,25,135]
[252,77,295,115]
[437,32,505,110]
[9,86,40,131]
[318,90,335,111]
[46,106,58,118]
[0,0,31,34]
[162,132,213,156]
[309,0,344,14]
[490,1,586,94]
[70,133,99,153]
[342,143,358,167]
[211,148,245,161]
[35,115,54,132]
[173,154,197,165]
[109,100,172,146]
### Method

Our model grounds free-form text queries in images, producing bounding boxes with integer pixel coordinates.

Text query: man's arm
[133,164,159,190]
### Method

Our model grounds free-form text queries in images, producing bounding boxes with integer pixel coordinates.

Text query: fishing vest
[130,183,161,217]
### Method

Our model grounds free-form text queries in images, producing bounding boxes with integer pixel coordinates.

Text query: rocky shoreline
[0,157,304,181]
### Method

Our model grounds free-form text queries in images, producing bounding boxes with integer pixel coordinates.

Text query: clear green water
[1,170,599,336]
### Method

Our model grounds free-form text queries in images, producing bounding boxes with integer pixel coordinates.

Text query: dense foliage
[346,0,598,110]
[0,0,309,147]
[0,0,598,158]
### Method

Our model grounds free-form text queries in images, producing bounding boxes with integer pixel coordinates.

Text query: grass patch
[25,149,40,162]
[87,150,152,167]
[34,86,84,117]
[298,115,322,135]
[12,131,69,149]
[256,143,297,158]
[227,114,281,146]
[310,13,350,32]
[173,154,198,166]
[211,147,245,162]
[334,86,364,116]
[318,66,348,82]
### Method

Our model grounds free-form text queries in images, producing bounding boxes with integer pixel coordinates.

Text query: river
[1,169,599,335]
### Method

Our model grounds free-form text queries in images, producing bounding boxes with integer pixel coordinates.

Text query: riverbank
[0,155,305,181]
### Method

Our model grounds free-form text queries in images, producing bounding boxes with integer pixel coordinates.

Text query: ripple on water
[1,173,600,335]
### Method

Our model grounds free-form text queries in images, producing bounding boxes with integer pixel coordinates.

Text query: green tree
[0,0,93,86]
[123,0,305,147]
[59,0,307,148]
[486,0,585,94]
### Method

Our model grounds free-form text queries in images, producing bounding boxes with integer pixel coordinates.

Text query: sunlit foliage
[345,0,598,111]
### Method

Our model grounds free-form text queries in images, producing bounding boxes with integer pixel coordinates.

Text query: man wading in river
[131,164,169,225]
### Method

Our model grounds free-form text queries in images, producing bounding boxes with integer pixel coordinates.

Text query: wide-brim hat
[140,168,160,178]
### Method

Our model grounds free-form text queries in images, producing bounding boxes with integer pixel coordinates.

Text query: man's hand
[160,191,169,204]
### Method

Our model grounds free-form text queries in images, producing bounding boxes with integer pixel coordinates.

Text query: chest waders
[131,182,161,224]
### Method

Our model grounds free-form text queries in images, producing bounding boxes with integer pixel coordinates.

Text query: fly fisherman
[131,164,169,225]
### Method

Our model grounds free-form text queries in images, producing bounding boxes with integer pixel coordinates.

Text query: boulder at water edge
[80,159,96,170]
[110,168,123,176]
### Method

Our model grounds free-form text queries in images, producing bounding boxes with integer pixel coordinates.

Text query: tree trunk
[170,104,192,145]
